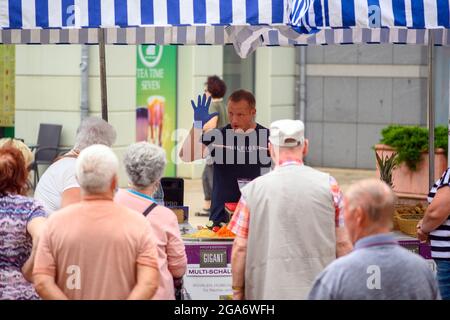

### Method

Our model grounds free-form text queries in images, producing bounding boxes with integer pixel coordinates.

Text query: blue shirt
[308,233,440,300]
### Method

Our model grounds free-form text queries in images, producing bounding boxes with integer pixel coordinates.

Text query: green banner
[136,45,177,177]
[0,45,15,127]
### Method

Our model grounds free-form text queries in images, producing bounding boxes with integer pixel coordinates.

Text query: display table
[178,222,436,300]
[182,238,234,300]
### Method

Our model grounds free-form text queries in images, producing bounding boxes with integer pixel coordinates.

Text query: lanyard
[127,189,157,203]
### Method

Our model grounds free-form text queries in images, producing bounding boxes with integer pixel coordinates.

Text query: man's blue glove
[191,94,219,129]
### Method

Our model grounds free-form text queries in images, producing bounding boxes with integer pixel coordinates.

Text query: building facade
[7,44,449,185]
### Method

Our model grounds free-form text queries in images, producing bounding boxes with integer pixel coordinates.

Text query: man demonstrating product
[229,119,352,300]
[180,90,271,226]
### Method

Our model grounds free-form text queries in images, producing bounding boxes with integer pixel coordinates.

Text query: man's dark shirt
[202,123,271,224]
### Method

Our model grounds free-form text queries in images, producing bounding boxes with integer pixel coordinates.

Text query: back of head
[228,89,256,109]
[206,76,227,99]
[0,145,28,196]
[0,138,34,166]
[124,142,167,189]
[76,144,119,194]
[345,179,396,225]
[74,117,117,151]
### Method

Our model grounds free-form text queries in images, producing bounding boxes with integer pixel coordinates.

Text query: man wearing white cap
[229,119,352,300]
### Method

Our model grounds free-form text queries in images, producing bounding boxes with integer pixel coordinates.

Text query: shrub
[379,125,448,171]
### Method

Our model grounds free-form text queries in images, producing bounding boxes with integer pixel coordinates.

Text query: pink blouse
[114,188,187,300]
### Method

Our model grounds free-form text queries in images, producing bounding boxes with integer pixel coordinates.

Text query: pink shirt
[114,189,187,300]
[33,199,159,300]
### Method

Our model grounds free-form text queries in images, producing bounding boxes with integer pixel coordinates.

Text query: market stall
[1,0,449,298]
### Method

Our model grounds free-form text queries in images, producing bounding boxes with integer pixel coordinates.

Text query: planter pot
[375,144,448,197]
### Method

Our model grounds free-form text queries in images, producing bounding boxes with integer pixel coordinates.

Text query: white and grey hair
[345,179,396,223]
[73,117,117,151]
[76,144,119,194]
[124,142,167,189]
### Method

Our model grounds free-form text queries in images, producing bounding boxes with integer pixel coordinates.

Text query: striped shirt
[428,167,450,260]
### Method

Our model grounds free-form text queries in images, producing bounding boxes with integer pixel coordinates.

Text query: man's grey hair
[74,117,117,151]
[345,179,396,223]
[124,142,167,189]
[76,144,119,194]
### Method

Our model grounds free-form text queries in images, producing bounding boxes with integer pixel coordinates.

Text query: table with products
[177,218,234,300]
[172,206,436,300]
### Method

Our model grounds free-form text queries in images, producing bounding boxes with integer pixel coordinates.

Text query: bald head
[345,179,396,227]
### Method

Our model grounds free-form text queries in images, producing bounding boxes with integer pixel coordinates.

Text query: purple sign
[185,243,233,265]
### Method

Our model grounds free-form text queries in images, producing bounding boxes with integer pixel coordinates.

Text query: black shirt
[202,123,271,224]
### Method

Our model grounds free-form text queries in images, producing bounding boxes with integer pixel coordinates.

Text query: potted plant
[374,125,448,198]
[375,151,397,188]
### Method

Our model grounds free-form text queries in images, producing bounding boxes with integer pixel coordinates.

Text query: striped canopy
[0,0,287,29]
[1,0,450,57]
[291,0,450,32]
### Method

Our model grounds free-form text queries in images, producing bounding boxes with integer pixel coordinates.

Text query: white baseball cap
[269,119,305,147]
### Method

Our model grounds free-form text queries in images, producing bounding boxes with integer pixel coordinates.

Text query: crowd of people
[0,118,186,300]
[0,77,448,300]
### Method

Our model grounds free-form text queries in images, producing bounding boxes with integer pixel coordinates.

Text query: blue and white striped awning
[0,0,288,29]
[0,0,290,57]
[1,0,450,57]
[290,0,450,32]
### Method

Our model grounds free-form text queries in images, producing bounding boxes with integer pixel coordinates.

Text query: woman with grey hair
[34,117,116,214]
[115,142,187,300]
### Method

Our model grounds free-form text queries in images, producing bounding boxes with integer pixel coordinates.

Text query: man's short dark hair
[206,76,227,99]
[228,89,256,109]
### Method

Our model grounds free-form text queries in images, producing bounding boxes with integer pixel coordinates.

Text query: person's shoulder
[112,202,142,218]
[0,195,40,215]
[241,170,276,193]
[255,123,269,131]
[49,157,76,169]
[313,254,355,284]
[220,124,232,132]
[151,205,179,224]
[394,246,433,270]
[302,165,331,180]
[46,203,81,225]
[2,193,33,204]
[116,204,154,231]
[42,157,77,180]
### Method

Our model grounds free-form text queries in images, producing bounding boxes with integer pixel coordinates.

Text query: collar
[354,233,398,250]
[81,195,114,202]
[127,188,157,203]
[278,160,303,168]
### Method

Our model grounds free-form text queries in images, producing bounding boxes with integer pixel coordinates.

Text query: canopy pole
[299,47,306,123]
[99,28,108,122]
[427,29,435,190]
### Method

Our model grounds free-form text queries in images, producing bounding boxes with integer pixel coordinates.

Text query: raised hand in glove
[191,94,219,129]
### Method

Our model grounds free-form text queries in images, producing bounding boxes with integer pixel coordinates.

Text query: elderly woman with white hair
[33,144,160,300]
[115,142,187,300]
[34,117,117,214]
